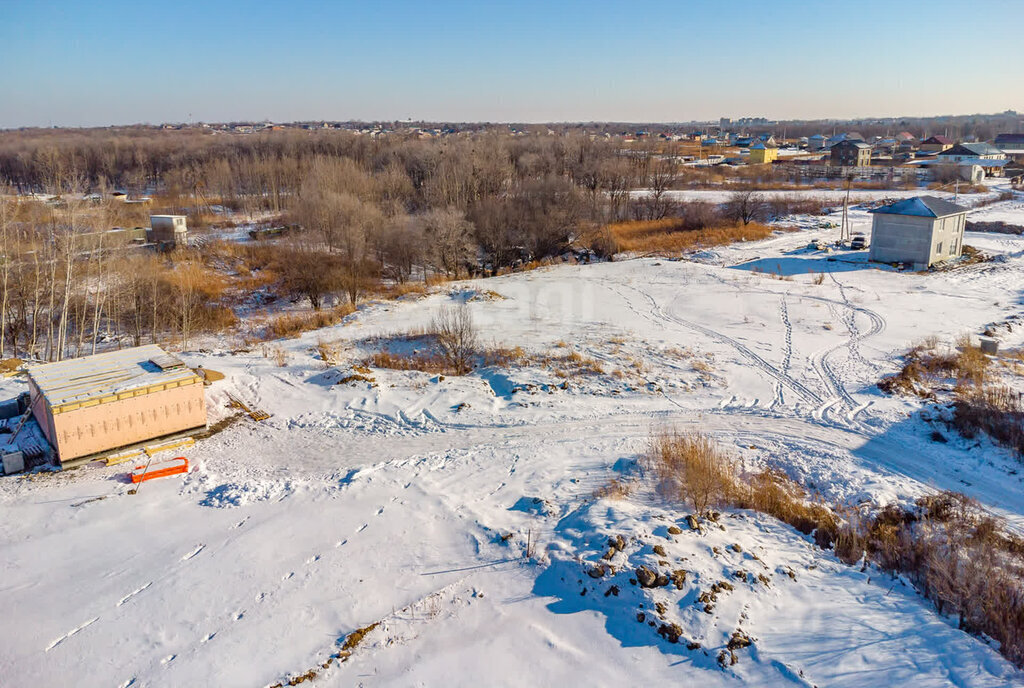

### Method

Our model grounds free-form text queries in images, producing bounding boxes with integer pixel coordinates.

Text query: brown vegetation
[264,304,355,340]
[879,337,1024,456]
[601,219,777,255]
[645,427,1024,666]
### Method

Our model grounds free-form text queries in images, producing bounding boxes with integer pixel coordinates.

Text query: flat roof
[27,345,200,409]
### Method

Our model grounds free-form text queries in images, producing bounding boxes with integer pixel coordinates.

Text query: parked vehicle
[850,233,867,250]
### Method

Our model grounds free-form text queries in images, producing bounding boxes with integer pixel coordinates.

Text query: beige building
[149,215,188,247]
[868,196,968,269]
[26,345,207,464]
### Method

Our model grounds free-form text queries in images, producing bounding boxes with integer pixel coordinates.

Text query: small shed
[149,215,188,247]
[26,345,207,464]
[868,196,969,268]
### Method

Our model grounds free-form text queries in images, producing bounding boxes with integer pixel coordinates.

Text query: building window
[937,242,943,254]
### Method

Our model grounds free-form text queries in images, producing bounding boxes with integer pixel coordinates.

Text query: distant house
[830,140,872,167]
[827,132,864,148]
[919,135,954,153]
[748,141,778,164]
[938,142,1008,177]
[938,142,1006,162]
[735,136,755,148]
[868,196,969,268]
[993,133,1024,162]
[806,134,827,150]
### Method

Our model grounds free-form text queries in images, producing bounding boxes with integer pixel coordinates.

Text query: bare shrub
[270,345,288,367]
[645,429,735,517]
[952,385,1024,455]
[315,338,342,368]
[647,426,1024,667]
[592,477,637,500]
[723,190,767,226]
[431,304,478,374]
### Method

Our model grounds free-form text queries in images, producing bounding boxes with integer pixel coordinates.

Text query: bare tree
[432,303,478,374]
[422,208,475,278]
[724,190,766,226]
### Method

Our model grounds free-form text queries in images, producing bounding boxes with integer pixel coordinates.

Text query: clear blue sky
[1,0,1021,127]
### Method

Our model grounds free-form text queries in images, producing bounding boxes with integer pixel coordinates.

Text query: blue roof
[869,195,968,218]
[956,157,1009,167]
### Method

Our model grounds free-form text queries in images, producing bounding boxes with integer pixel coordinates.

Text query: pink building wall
[33,381,207,462]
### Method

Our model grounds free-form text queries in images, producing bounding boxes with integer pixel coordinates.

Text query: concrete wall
[43,382,206,462]
[928,212,966,264]
[868,214,935,265]
[869,212,966,266]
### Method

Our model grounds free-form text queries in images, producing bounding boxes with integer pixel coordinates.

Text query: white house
[868,196,969,269]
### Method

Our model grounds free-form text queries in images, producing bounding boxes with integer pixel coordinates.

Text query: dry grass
[878,337,1024,456]
[481,345,527,368]
[544,348,605,378]
[646,430,736,517]
[267,345,289,367]
[372,281,430,300]
[601,219,778,255]
[315,338,342,368]
[592,477,638,500]
[366,349,449,374]
[265,303,356,340]
[878,336,989,398]
[646,427,1024,666]
[952,384,1024,455]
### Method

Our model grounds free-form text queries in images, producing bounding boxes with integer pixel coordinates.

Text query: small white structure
[149,215,188,247]
[868,196,969,269]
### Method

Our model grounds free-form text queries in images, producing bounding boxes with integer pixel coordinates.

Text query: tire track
[614,282,823,406]
[803,280,887,424]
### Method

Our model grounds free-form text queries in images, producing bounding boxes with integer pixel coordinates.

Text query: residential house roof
[955,158,1009,168]
[833,140,871,150]
[921,135,953,145]
[939,142,1005,157]
[868,195,968,219]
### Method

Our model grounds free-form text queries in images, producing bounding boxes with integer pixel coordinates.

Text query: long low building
[26,345,207,464]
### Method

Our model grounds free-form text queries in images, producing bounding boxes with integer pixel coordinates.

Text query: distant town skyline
[1,0,1021,129]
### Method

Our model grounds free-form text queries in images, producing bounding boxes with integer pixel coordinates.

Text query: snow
[3,190,1024,686]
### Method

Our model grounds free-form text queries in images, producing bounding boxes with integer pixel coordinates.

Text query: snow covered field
[2,190,1024,687]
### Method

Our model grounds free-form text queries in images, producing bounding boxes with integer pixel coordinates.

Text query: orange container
[131,456,189,483]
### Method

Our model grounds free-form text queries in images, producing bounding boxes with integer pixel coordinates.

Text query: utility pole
[840,175,852,244]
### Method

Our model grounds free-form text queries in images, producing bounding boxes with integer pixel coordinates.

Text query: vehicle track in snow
[613,281,824,408]
[802,277,888,424]
[772,294,794,411]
